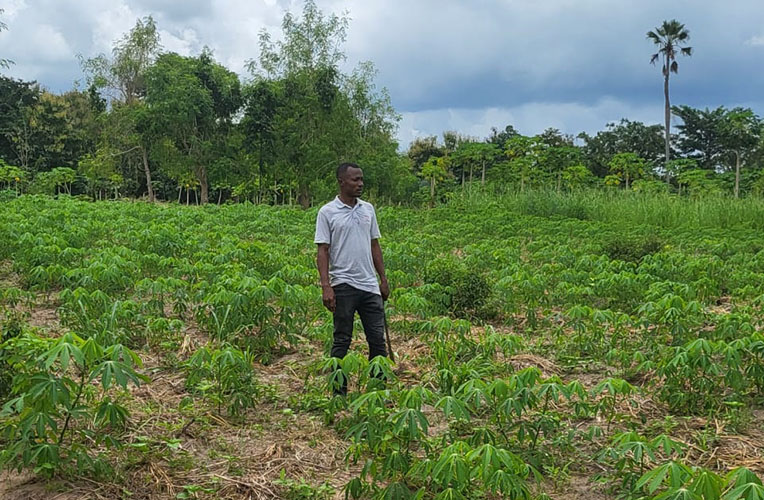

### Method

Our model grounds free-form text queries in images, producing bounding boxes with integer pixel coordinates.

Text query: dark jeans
[331,283,387,394]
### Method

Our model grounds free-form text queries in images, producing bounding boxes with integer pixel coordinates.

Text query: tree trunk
[258,137,265,205]
[734,150,741,198]
[178,186,182,204]
[197,166,209,204]
[217,189,222,205]
[297,185,311,209]
[481,160,486,186]
[141,146,155,202]
[186,188,189,205]
[664,59,671,184]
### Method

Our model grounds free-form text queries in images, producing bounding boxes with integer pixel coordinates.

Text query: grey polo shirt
[314,196,381,295]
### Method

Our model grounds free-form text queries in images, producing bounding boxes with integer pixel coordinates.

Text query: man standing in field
[315,162,390,395]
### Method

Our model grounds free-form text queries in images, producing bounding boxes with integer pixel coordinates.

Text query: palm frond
[646,31,661,43]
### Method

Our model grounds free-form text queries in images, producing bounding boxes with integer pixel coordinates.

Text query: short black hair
[337,162,360,180]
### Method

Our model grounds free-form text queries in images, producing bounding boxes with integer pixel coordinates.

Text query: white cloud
[745,35,764,46]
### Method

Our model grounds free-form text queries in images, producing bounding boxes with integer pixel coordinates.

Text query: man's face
[340,167,364,198]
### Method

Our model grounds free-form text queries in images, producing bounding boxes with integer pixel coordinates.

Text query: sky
[2,0,764,148]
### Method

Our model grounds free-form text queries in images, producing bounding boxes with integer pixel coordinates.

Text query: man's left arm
[371,238,389,301]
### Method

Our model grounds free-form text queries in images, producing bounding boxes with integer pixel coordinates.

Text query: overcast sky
[2,0,763,148]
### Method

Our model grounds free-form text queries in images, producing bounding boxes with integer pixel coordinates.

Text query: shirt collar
[334,196,361,209]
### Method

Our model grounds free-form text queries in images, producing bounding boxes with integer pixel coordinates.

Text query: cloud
[2,0,764,141]
[396,97,667,148]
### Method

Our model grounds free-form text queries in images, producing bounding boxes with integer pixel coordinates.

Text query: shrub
[424,256,490,317]
[603,234,664,263]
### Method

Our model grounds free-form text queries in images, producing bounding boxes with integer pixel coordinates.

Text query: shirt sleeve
[370,206,381,240]
[314,209,331,244]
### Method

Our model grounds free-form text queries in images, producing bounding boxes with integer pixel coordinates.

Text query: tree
[0,85,98,179]
[241,80,280,203]
[407,136,443,173]
[647,19,692,179]
[579,119,664,178]
[78,147,119,200]
[0,159,24,193]
[608,152,647,189]
[487,124,519,147]
[503,135,547,191]
[145,50,242,204]
[719,108,761,198]
[248,0,398,207]
[677,169,722,197]
[665,158,698,191]
[420,156,450,206]
[81,16,161,105]
[81,16,162,201]
[561,165,594,190]
[535,131,581,191]
[451,142,499,187]
[672,105,726,170]
[0,9,13,70]
[0,77,40,170]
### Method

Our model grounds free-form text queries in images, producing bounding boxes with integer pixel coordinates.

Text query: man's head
[337,162,363,199]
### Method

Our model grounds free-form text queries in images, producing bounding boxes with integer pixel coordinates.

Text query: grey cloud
[130,0,213,21]
[2,0,764,142]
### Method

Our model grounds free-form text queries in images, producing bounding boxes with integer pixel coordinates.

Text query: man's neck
[338,193,358,207]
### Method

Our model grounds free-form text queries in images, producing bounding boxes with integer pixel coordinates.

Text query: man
[315,162,390,395]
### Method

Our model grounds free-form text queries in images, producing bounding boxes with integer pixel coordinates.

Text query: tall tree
[486,124,519,147]
[451,142,499,187]
[407,136,443,173]
[719,108,761,198]
[241,80,280,203]
[579,119,664,178]
[672,105,726,170]
[81,16,162,201]
[250,1,353,207]
[145,50,242,204]
[0,77,40,170]
[0,9,13,70]
[647,19,692,181]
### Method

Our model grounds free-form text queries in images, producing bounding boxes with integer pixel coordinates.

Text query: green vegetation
[2,3,764,498]
[1,5,764,206]
[1,192,763,498]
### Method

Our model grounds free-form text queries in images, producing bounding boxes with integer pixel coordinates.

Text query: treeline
[412,105,764,203]
[0,3,763,205]
[0,3,406,207]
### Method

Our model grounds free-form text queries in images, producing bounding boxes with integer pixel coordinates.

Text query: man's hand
[380,278,390,302]
[322,285,336,312]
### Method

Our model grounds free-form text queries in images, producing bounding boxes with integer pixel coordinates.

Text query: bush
[0,189,17,202]
[424,256,490,317]
[603,234,664,263]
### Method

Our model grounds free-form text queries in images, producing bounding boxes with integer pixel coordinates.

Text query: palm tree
[647,19,692,183]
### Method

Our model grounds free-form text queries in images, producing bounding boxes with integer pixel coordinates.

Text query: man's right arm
[316,243,335,312]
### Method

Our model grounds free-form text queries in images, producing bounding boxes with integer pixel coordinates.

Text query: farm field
[1,192,763,500]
